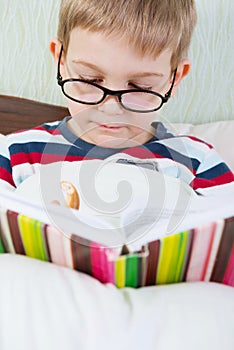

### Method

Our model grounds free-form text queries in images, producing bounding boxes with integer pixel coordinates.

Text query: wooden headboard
[0,95,69,135]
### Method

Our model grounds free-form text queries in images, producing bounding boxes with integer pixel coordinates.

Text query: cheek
[127,113,156,129]
[67,100,91,117]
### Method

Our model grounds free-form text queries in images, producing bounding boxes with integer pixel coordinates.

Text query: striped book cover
[0,208,233,288]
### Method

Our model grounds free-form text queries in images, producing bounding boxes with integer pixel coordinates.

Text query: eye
[128,82,153,91]
[78,75,103,84]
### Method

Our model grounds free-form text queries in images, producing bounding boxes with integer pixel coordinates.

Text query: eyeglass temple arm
[164,68,177,99]
[57,45,64,81]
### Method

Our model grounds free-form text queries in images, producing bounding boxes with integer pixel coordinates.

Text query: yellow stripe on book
[18,215,48,260]
[115,256,126,288]
[156,232,185,285]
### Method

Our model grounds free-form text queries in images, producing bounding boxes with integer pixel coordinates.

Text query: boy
[0,0,233,194]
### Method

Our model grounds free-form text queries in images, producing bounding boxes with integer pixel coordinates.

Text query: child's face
[51,28,190,148]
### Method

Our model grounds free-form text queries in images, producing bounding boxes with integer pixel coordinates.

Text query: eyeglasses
[57,46,177,113]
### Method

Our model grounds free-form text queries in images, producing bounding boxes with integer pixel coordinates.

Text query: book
[0,160,233,288]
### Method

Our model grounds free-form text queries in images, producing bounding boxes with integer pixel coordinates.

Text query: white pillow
[170,121,234,172]
[0,254,233,350]
[0,134,5,144]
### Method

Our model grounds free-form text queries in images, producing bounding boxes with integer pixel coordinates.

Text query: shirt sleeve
[190,146,234,192]
[0,138,16,190]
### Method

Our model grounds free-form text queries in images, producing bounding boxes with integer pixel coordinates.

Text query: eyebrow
[72,59,164,78]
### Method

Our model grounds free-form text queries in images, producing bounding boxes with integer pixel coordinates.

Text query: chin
[94,135,133,149]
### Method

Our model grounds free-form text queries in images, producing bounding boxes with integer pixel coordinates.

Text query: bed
[0,95,234,350]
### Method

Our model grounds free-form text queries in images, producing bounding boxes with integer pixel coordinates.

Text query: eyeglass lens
[64,81,103,103]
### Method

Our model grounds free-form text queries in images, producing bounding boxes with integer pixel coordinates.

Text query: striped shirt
[0,117,233,193]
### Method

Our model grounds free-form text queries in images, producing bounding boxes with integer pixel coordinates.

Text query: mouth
[98,124,123,130]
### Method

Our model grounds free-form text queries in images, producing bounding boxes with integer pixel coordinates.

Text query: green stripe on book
[41,224,52,262]
[33,219,49,261]
[0,236,5,253]
[18,215,48,261]
[174,231,190,282]
[181,230,194,281]
[125,254,138,288]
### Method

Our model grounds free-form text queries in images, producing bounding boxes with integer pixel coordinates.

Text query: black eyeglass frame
[56,45,177,113]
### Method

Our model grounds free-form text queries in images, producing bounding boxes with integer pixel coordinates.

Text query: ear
[170,59,191,96]
[49,37,66,75]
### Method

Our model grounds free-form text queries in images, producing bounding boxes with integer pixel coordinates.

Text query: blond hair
[57,0,197,70]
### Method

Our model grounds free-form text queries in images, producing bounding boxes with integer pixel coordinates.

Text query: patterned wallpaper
[0,0,233,123]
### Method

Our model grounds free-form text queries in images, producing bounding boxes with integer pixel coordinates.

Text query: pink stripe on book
[45,225,68,267]
[90,242,104,282]
[200,222,216,280]
[203,220,224,281]
[105,249,118,284]
[99,247,110,284]
[222,245,234,287]
[90,243,117,284]
[186,223,215,282]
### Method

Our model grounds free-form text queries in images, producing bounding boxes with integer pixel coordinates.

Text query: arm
[190,146,234,195]
[153,134,234,194]
[0,138,16,190]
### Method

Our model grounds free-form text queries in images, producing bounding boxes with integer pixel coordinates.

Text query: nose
[97,95,124,115]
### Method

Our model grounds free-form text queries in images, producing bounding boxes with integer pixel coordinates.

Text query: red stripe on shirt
[187,136,213,149]
[11,152,93,166]
[33,125,61,135]
[0,167,15,187]
[191,171,234,189]
[122,147,164,159]
[40,154,87,164]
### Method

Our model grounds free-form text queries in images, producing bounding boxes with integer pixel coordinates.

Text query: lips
[99,124,122,130]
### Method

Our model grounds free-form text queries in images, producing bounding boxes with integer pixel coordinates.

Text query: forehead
[67,27,172,76]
